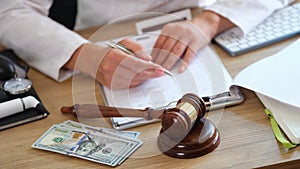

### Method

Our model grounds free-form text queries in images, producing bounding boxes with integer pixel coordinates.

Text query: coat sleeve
[205,0,295,35]
[0,0,88,82]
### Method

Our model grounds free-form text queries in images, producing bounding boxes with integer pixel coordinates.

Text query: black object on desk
[0,50,49,131]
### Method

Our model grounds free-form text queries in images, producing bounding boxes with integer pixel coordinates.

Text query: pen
[105,41,174,76]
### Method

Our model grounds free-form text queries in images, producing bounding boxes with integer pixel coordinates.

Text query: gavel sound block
[61,93,220,158]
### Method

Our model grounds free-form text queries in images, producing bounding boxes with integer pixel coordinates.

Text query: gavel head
[160,93,207,140]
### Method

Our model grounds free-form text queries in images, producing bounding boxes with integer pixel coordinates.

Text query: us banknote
[32,123,143,166]
[62,120,141,139]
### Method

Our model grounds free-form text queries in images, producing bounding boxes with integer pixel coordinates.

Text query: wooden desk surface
[1,6,300,169]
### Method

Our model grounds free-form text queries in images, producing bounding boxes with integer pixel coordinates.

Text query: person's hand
[65,39,164,89]
[99,39,165,89]
[152,11,235,73]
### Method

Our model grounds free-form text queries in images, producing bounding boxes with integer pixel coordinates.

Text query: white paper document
[99,32,243,129]
[232,38,300,144]
[233,39,300,108]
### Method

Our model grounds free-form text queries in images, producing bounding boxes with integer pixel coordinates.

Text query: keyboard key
[214,3,300,56]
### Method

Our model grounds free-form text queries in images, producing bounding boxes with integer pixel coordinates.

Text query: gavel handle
[61,104,165,120]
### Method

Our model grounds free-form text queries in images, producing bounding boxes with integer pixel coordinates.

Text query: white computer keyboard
[214,3,300,56]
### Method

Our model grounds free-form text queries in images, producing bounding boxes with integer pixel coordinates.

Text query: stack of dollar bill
[32,120,143,167]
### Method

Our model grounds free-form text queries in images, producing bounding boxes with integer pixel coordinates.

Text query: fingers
[117,66,164,88]
[118,38,152,61]
[99,48,164,89]
[154,37,177,66]
[161,39,188,70]
[152,34,191,72]
[179,47,195,72]
[118,56,164,83]
[152,21,206,73]
[152,34,167,62]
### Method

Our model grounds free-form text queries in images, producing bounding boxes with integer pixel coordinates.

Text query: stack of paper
[232,38,300,144]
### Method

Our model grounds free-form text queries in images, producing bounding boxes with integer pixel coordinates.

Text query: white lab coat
[0,0,293,82]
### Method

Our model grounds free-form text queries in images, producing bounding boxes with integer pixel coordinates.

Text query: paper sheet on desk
[98,32,233,129]
[101,33,232,104]
[229,38,300,144]
[233,38,300,108]
[98,9,238,129]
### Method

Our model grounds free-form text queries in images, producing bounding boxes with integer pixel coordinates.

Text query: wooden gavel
[61,93,206,138]
[61,93,220,158]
